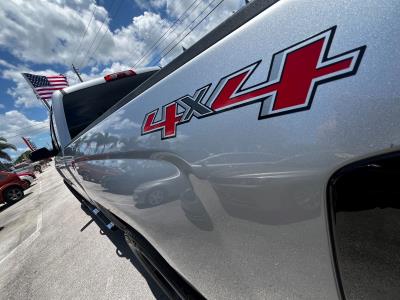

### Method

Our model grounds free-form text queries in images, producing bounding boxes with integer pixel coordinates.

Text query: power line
[2,125,48,136]
[155,0,217,57]
[71,3,98,66]
[1,126,49,140]
[159,0,224,62]
[2,123,48,133]
[151,0,224,67]
[83,0,124,69]
[1,124,48,139]
[77,1,117,68]
[132,0,201,68]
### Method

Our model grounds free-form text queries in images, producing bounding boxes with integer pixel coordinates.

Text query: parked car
[0,171,29,204]
[11,162,42,174]
[17,171,36,179]
[17,174,34,186]
[30,1,400,299]
[132,169,187,207]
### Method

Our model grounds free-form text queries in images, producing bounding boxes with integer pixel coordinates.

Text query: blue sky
[0,0,243,160]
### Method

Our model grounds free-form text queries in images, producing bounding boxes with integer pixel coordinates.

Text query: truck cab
[51,67,159,150]
[40,67,159,195]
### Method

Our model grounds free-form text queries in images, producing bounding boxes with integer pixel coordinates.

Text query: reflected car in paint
[132,170,184,207]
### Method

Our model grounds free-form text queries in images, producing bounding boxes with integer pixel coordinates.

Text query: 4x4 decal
[142,26,366,139]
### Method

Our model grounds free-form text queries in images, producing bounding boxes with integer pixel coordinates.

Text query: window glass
[63,71,156,139]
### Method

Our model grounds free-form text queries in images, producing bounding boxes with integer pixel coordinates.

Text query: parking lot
[0,164,164,300]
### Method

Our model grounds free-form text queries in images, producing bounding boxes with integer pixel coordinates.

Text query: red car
[0,171,29,205]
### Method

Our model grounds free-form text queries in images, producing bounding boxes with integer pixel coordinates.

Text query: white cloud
[159,0,242,65]
[99,109,141,132]
[0,110,49,144]
[0,0,243,70]
[0,59,16,70]
[72,10,174,68]
[0,0,244,110]
[130,0,243,66]
[0,0,107,67]
[95,62,131,75]
[134,0,167,11]
[0,0,165,68]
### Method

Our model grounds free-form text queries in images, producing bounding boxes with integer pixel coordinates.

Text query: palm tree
[0,137,17,162]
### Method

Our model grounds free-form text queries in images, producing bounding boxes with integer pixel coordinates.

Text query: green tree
[14,150,32,164]
[0,137,17,162]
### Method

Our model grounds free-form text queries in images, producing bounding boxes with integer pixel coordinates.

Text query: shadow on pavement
[0,190,34,213]
[0,203,8,213]
[64,182,167,300]
[23,192,33,197]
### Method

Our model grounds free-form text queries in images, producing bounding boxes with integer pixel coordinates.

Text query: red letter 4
[142,103,182,139]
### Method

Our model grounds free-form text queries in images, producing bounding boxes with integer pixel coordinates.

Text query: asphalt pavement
[0,164,165,300]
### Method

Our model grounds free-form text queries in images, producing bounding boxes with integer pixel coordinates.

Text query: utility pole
[72,64,83,82]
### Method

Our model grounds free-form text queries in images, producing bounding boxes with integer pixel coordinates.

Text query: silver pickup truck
[30,1,400,299]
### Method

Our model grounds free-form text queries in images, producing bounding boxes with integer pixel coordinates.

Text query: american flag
[21,137,37,151]
[22,73,69,101]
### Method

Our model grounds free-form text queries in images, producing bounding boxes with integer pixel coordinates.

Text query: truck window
[63,71,156,139]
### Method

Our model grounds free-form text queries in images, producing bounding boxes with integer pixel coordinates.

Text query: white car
[17,175,34,186]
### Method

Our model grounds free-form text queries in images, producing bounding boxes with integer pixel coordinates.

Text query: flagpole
[21,137,36,151]
[21,73,51,111]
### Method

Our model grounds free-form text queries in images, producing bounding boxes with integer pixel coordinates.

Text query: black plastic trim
[326,150,400,300]
[98,205,206,299]
[327,177,346,300]
[62,178,204,298]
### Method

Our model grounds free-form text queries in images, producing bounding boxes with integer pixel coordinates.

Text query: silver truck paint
[52,0,400,298]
